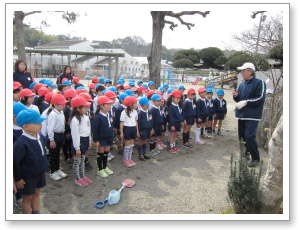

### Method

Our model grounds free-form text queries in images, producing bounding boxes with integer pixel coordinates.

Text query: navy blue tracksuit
[233,76,266,160]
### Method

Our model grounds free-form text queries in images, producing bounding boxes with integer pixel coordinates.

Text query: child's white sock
[195,128,200,141]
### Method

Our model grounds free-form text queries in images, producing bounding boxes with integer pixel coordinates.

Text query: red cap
[124,85,131,90]
[62,78,68,83]
[64,89,77,99]
[51,94,68,105]
[104,91,117,99]
[71,96,91,107]
[13,81,23,90]
[116,84,122,89]
[124,96,138,107]
[33,83,46,92]
[97,96,113,105]
[138,86,146,92]
[92,78,99,83]
[73,77,79,84]
[197,87,206,93]
[76,89,87,95]
[147,90,155,98]
[38,87,50,96]
[187,88,196,94]
[171,89,182,98]
[20,88,35,98]
[78,93,93,101]
[131,87,138,92]
[45,92,55,103]
[89,83,96,89]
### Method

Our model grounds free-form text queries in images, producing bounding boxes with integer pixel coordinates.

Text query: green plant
[227,140,263,214]
[221,208,233,214]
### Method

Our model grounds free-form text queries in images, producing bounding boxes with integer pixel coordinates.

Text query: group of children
[13,76,227,214]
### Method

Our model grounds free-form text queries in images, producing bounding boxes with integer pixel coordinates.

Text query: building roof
[35,40,87,49]
[71,55,95,63]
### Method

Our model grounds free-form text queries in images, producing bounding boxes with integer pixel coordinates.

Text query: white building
[134,57,173,78]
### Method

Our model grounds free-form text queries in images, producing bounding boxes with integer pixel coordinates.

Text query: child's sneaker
[174,147,180,152]
[160,143,168,148]
[212,130,216,136]
[143,153,151,160]
[156,144,164,150]
[201,133,208,138]
[75,178,88,187]
[195,140,205,145]
[170,148,177,153]
[217,130,223,136]
[104,167,114,175]
[151,149,160,156]
[129,160,136,166]
[82,176,93,184]
[85,161,93,171]
[57,169,67,178]
[138,155,146,161]
[14,198,23,210]
[183,142,192,148]
[123,160,133,168]
[108,152,115,161]
[50,171,62,181]
[97,169,108,178]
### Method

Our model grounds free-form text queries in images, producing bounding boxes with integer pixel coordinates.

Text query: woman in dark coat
[13,60,34,89]
[57,65,73,84]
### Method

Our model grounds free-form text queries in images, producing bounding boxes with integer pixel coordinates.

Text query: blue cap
[119,78,125,81]
[29,82,38,90]
[137,80,143,84]
[44,80,57,89]
[148,81,154,86]
[217,89,224,96]
[124,89,134,96]
[98,77,105,83]
[117,80,123,84]
[167,88,174,94]
[163,84,169,88]
[139,97,150,106]
[62,81,71,86]
[129,82,135,87]
[102,89,109,95]
[76,86,86,90]
[129,78,134,82]
[142,83,148,89]
[39,79,47,84]
[178,85,185,90]
[159,87,164,92]
[151,94,161,101]
[105,79,112,84]
[13,102,29,116]
[206,88,213,94]
[108,87,117,93]
[119,93,129,101]
[16,109,46,127]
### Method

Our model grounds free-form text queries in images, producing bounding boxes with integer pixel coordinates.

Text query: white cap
[237,62,255,71]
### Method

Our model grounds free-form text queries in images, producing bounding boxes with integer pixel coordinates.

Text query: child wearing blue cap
[14,109,48,214]
[93,85,106,113]
[137,80,143,88]
[105,79,112,88]
[213,89,227,136]
[137,97,153,160]
[205,88,215,138]
[162,84,169,101]
[150,94,165,152]
[148,81,155,91]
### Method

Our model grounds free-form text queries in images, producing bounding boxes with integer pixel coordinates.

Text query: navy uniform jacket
[57,73,73,84]
[161,106,168,124]
[182,99,196,121]
[109,106,117,128]
[13,128,23,144]
[38,101,50,114]
[206,98,215,115]
[63,105,71,134]
[196,98,209,118]
[114,105,126,130]
[233,76,266,120]
[138,109,153,131]
[214,98,227,114]
[92,112,114,142]
[13,71,34,89]
[168,103,183,126]
[150,106,163,126]
[13,133,49,181]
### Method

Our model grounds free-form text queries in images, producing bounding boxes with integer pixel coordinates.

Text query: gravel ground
[13,81,269,215]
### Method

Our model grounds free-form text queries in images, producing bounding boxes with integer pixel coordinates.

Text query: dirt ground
[13,81,269,215]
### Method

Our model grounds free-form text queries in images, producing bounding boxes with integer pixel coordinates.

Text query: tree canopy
[199,47,226,69]
[268,42,283,62]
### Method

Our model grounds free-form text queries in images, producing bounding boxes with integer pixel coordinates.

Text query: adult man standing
[232,62,266,167]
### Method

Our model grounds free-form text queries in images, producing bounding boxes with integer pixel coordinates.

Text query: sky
[13,3,286,51]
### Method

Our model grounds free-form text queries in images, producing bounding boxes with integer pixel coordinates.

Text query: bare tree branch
[251,11,267,19]
[23,11,42,17]
[164,19,178,31]
[164,11,210,30]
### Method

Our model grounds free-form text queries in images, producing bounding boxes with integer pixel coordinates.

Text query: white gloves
[236,100,247,109]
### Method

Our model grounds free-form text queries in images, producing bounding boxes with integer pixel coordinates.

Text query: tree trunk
[14,11,26,61]
[260,116,283,214]
[149,12,165,89]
